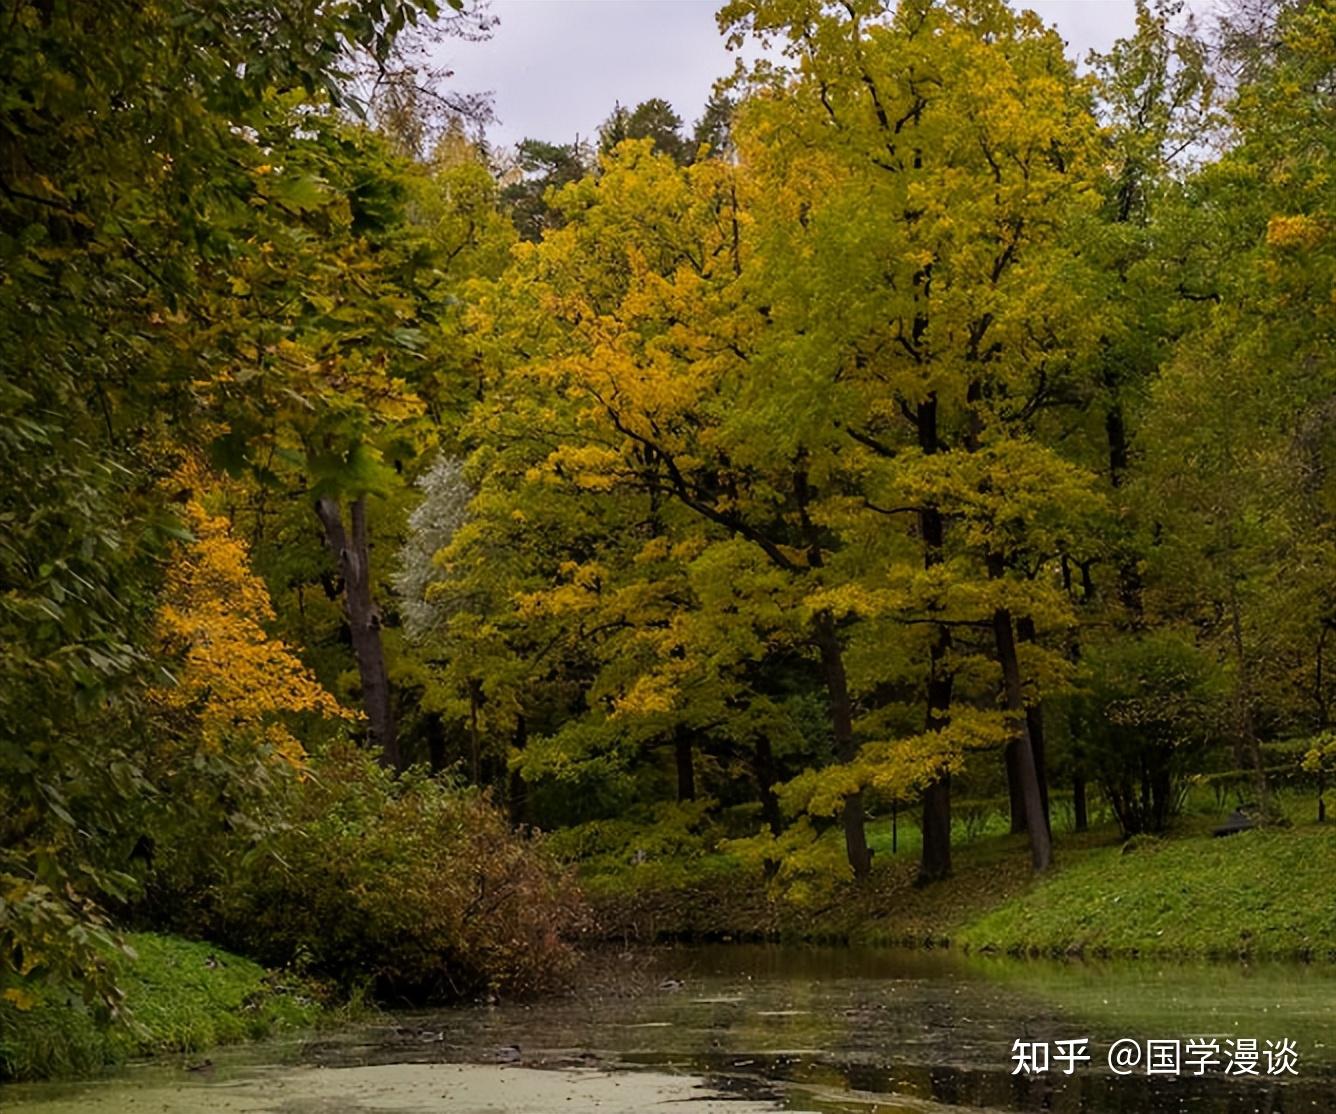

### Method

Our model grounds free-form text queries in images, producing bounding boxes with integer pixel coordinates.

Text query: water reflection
[378,945,1336,1113]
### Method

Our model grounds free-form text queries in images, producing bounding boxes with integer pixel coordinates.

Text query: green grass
[0,934,324,1082]
[581,801,1336,965]
[958,823,1336,960]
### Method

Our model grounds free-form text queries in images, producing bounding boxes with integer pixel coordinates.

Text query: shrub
[213,745,586,1001]
[1069,632,1225,836]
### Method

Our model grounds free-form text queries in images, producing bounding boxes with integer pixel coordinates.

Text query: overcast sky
[434,1,1216,153]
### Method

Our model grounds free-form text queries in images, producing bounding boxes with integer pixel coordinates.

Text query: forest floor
[0,934,327,1082]
[586,817,1336,961]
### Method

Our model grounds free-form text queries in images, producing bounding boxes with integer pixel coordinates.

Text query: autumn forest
[4,0,1336,1068]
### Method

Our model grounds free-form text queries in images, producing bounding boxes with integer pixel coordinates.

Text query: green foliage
[0,0,447,1015]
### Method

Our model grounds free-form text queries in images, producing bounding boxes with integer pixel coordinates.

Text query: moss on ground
[0,933,324,1082]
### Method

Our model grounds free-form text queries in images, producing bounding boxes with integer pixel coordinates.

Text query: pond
[7,945,1336,1113]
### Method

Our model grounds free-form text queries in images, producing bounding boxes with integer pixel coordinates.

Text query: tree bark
[813,609,872,880]
[919,774,952,882]
[753,736,784,837]
[315,495,399,770]
[1005,740,1027,833]
[915,396,954,883]
[1073,769,1089,832]
[1015,615,1051,834]
[989,558,1051,872]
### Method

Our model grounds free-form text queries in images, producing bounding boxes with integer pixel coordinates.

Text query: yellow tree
[719,0,1107,874]
[460,140,887,877]
[153,468,352,769]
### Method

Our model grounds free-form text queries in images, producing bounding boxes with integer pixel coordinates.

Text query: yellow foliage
[2,986,37,1011]
[154,472,352,767]
[612,673,678,718]
[1267,214,1326,250]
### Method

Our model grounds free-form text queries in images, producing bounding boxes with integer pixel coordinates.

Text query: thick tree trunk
[813,609,872,880]
[988,556,1050,869]
[674,727,696,803]
[1073,769,1089,832]
[918,621,955,884]
[1005,741,1027,834]
[1014,615,1051,834]
[915,396,955,883]
[919,774,952,882]
[990,587,1052,872]
[315,495,399,770]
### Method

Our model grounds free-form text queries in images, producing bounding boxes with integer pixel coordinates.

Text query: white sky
[437,1,1215,152]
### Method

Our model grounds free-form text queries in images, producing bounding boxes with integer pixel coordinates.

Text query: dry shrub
[216,744,587,1001]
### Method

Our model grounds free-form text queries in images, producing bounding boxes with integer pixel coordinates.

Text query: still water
[6,946,1336,1113]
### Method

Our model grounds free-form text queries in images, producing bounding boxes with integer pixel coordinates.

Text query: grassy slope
[586,819,1336,962]
[959,824,1336,960]
[0,934,323,1082]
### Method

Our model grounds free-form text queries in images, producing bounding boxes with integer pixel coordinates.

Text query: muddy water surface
[6,946,1336,1113]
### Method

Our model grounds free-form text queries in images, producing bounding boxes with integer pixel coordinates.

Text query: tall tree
[720,0,1107,875]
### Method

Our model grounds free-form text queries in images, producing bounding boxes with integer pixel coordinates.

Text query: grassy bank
[960,823,1336,960]
[584,820,1336,961]
[0,934,324,1082]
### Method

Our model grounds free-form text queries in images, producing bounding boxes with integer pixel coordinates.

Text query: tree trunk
[315,495,399,770]
[1073,769,1088,832]
[918,621,955,884]
[1005,741,1027,834]
[989,557,1051,872]
[1027,702,1051,829]
[919,774,952,883]
[794,466,870,879]
[1015,615,1051,834]
[674,727,696,803]
[753,736,783,836]
[915,396,955,883]
[813,609,872,880]
[425,711,446,775]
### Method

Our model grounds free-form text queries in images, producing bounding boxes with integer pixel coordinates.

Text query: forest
[3,0,1336,1075]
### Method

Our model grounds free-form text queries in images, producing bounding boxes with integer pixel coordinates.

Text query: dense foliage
[4,0,1336,1056]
